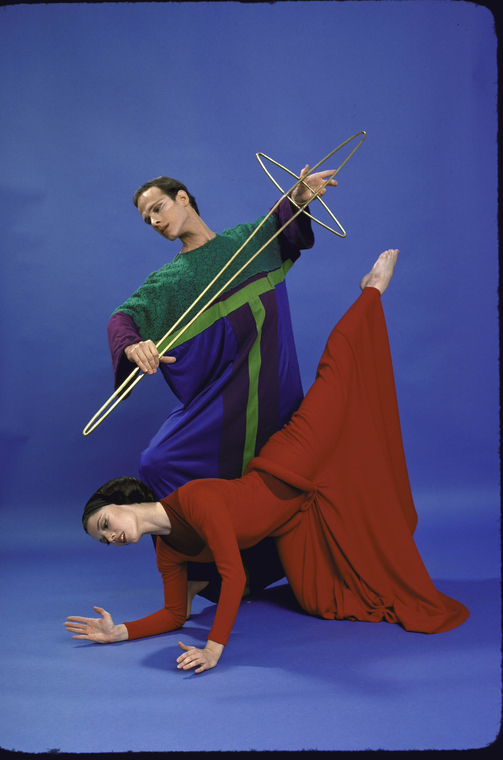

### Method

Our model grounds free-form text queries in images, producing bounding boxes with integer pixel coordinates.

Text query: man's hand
[124,340,176,375]
[291,164,338,206]
[176,639,224,673]
[64,606,129,644]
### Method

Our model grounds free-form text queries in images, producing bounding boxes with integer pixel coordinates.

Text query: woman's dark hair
[133,176,200,216]
[82,476,155,533]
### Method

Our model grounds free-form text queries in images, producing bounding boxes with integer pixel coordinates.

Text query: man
[107,166,337,606]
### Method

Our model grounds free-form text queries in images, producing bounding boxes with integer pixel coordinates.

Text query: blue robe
[107,198,314,599]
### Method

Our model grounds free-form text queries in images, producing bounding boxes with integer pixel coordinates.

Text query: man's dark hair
[82,476,156,533]
[133,176,200,216]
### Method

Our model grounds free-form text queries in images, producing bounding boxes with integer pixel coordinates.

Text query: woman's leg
[253,251,400,486]
[264,251,468,633]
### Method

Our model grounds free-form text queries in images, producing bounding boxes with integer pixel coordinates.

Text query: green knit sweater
[112,213,282,342]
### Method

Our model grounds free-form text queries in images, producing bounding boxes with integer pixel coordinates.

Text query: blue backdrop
[0,1,498,578]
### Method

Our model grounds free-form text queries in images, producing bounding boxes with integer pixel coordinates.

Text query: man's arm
[108,311,175,389]
[272,166,338,261]
[272,196,314,260]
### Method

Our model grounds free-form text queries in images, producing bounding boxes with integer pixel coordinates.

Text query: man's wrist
[290,193,309,208]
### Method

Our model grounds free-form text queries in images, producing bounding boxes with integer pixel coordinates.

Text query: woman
[65,250,469,673]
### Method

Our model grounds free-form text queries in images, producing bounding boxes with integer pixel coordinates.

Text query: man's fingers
[142,342,161,372]
[160,356,176,364]
[126,341,161,373]
[316,169,337,178]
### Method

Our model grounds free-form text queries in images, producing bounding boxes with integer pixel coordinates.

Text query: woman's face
[87,504,141,546]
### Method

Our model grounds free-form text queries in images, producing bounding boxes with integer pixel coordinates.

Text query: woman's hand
[64,606,129,644]
[176,639,224,673]
[125,340,176,375]
[291,164,338,206]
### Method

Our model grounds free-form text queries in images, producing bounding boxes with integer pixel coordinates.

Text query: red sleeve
[123,538,187,640]
[179,481,247,646]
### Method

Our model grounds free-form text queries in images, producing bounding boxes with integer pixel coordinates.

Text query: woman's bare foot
[359,249,399,294]
[186,580,209,619]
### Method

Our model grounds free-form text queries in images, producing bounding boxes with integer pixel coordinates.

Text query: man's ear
[176,190,190,207]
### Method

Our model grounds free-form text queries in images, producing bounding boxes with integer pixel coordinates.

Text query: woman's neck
[138,501,172,536]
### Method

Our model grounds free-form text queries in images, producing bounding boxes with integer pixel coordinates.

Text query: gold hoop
[82,132,366,435]
[257,130,366,237]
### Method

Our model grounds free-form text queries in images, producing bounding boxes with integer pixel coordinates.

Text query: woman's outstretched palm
[65,606,116,643]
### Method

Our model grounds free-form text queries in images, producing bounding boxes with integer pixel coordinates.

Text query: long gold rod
[83,132,366,435]
[82,186,316,436]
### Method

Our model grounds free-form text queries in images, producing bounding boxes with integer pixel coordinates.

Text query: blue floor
[0,502,500,753]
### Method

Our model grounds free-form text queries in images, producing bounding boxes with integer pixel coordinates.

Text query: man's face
[137,187,191,241]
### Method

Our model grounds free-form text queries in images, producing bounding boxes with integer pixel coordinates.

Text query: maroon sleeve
[107,312,143,390]
[272,196,315,264]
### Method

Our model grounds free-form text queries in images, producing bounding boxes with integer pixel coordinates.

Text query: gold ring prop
[82,131,366,436]
[257,130,366,237]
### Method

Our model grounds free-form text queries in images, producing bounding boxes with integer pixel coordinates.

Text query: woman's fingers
[176,641,216,672]
[178,653,205,671]
[176,642,202,670]
[93,606,111,620]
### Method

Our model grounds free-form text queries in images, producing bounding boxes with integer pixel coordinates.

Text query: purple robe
[108,198,314,599]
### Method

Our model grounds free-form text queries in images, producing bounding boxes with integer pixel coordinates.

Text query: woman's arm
[65,552,188,643]
[177,482,247,648]
[65,607,129,643]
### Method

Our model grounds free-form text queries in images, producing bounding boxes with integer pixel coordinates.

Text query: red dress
[124,287,469,646]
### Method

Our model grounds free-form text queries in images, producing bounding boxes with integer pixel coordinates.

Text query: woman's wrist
[112,624,129,643]
[205,639,224,660]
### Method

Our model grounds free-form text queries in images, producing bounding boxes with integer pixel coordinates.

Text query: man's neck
[178,216,217,254]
